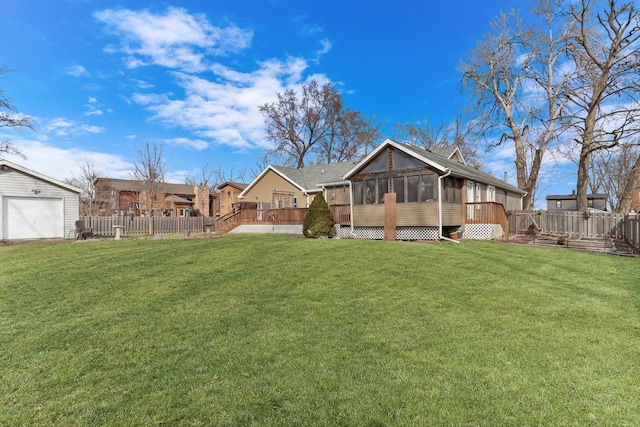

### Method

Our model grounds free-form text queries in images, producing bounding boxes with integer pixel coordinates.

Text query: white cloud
[94,7,253,72]
[132,56,329,150]
[3,138,132,181]
[40,117,104,137]
[164,137,209,150]
[65,64,89,77]
[317,39,332,56]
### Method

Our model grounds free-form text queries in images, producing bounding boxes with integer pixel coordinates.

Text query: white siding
[0,167,80,239]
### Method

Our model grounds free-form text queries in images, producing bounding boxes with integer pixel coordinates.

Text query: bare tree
[459,1,574,209]
[566,0,640,212]
[259,79,380,168]
[186,163,247,191]
[65,160,103,216]
[590,144,640,212]
[0,67,35,159]
[393,114,483,168]
[131,139,166,233]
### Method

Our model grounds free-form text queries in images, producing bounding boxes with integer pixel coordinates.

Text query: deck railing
[465,202,509,235]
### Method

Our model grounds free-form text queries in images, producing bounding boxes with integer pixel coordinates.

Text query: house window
[393,177,405,203]
[420,175,435,201]
[354,181,364,205]
[365,179,376,204]
[378,178,388,204]
[475,183,482,202]
[556,200,562,209]
[444,177,462,203]
[487,186,495,202]
[394,149,427,169]
[588,199,594,208]
[362,151,389,173]
[407,176,420,202]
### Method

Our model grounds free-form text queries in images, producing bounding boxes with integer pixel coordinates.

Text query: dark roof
[217,182,248,191]
[95,178,195,195]
[348,139,526,195]
[271,161,358,191]
[546,194,608,200]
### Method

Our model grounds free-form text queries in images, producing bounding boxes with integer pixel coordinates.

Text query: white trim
[342,138,447,180]
[0,160,81,193]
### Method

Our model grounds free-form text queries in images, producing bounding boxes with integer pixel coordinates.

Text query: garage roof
[0,160,82,193]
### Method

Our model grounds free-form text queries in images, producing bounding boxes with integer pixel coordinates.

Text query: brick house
[93,178,215,217]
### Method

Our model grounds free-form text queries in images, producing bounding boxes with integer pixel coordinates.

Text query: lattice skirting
[464,223,504,240]
[337,226,440,241]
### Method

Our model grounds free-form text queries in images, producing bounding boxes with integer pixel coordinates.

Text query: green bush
[303,193,336,238]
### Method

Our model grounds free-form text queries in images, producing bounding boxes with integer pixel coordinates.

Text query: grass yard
[1,234,639,426]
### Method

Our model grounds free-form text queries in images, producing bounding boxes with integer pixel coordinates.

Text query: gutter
[438,170,459,244]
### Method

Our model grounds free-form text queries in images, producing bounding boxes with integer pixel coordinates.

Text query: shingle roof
[217,182,247,191]
[397,141,526,194]
[95,178,195,195]
[271,161,358,192]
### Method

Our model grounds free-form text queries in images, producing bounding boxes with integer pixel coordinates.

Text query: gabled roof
[94,177,196,195]
[343,139,526,195]
[216,181,247,191]
[429,145,466,165]
[240,161,358,197]
[0,159,82,193]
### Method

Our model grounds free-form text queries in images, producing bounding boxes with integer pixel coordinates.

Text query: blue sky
[2,0,575,207]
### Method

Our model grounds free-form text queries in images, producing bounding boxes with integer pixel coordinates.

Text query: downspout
[348,180,355,235]
[438,170,459,243]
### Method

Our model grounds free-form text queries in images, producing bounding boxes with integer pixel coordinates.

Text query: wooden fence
[509,210,640,248]
[82,216,208,236]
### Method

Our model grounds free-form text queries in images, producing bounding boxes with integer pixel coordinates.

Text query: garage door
[2,197,64,239]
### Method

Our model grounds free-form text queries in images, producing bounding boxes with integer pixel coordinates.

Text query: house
[0,160,81,240]
[93,178,214,217]
[239,162,357,210]
[216,182,247,217]
[546,191,608,211]
[229,139,524,240]
[229,162,357,233]
[341,139,526,240]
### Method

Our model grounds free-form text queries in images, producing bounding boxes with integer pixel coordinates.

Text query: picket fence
[509,210,640,248]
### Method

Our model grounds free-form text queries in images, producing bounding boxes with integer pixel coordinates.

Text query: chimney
[503,172,507,182]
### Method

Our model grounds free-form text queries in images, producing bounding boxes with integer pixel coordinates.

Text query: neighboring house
[93,178,214,217]
[232,162,357,233]
[240,162,357,210]
[0,160,81,240]
[342,139,526,240]
[216,182,247,217]
[546,191,608,211]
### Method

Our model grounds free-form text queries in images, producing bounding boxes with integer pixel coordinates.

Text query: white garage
[0,160,81,240]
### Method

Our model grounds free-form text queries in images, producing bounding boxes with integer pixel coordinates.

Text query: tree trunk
[616,154,640,213]
[576,145,591,213]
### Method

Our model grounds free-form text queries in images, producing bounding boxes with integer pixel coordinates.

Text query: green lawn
[1,234,638,426]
